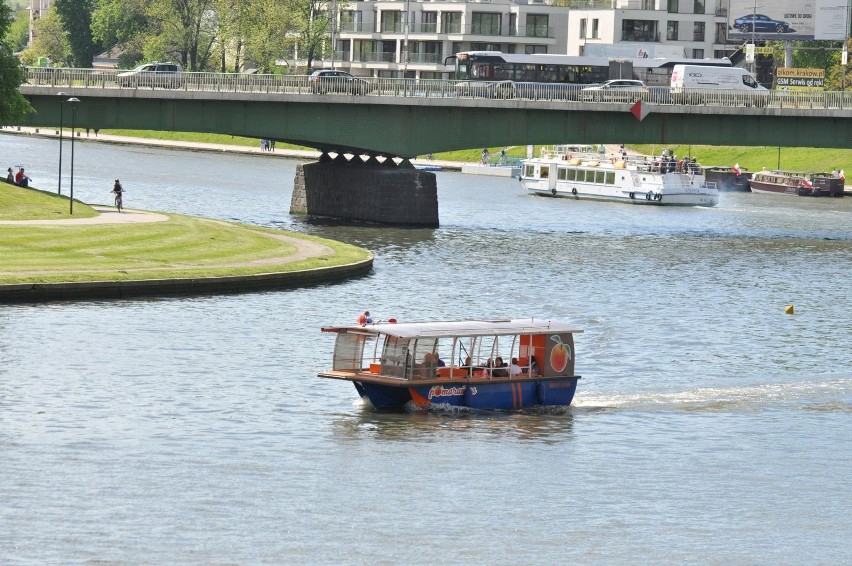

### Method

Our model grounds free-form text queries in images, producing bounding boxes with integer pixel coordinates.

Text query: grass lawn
[0,184,371,285]
[0,181,99,220]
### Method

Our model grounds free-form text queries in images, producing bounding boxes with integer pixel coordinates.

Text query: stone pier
[290,159,438,227]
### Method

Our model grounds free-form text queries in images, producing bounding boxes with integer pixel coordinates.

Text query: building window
[452,41,463,55]
[591,18,599,39]
[667,20,679,40]
[506,44,516,54]
[579,18,587,39]
[527,14,549,38]
[694,0,705,14]
[340,11,363,33]
[421,12,437,34]
[509,13,517,36]
[525,45,547,55]
[622,20,658,42]
[381,11,403,33]
[692,48,704,58]
[444,13,462,34]
[472,13,502,36]
[667,0,679,13]
[693,21,705,42]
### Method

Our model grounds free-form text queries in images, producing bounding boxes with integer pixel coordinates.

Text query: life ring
[646,192,652,200]
[571,187,577,196]
[629,192,635,199]
[551,188,557,196]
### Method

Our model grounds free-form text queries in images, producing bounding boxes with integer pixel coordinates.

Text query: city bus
[445,51,732,96]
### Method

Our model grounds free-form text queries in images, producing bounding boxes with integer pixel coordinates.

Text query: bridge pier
[290,159,438,227]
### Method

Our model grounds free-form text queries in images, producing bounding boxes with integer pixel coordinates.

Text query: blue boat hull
[354,377,579,411]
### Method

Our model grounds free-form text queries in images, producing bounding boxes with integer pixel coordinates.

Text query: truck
[670,65,768,106]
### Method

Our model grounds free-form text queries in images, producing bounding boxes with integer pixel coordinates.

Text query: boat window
[566,168,577,181]
[380,335,411,378]
[332,331,367,371]
[577,169,587,183]
[540,166,549,179]
[605,171,615,184]
[595,170,605,184]
[524,164,535,177]
[557,167,568,181]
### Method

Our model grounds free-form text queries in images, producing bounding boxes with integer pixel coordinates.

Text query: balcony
[510,25,553,38]
[621,32,660,42]
[404,52,444,64]
[380,22,404,33]
[339,22,369,33]
[354,52,397,63]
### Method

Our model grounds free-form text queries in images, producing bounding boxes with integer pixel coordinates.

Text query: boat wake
[574,378,852,413]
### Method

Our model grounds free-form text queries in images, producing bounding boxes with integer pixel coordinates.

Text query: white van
[670,65,768,105]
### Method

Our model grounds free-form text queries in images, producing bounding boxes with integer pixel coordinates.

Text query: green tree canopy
[55,0,98,67]
[0,3,33,125]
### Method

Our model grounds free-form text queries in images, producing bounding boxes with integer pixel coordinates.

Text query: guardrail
[22,67,852,110]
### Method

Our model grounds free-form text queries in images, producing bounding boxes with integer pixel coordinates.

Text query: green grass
[0,184,371,284]
[0,182,99,219]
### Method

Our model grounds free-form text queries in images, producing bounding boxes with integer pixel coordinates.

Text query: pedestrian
[6,167,13,183]
[481,148,489,165]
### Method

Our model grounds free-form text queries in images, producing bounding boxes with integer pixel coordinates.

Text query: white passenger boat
[519,146,720,207]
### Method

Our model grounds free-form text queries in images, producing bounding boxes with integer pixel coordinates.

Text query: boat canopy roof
[322,318,582,339]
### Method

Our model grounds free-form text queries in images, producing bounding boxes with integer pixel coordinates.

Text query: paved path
[0,205,169,225]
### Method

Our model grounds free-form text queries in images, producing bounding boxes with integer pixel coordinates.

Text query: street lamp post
[67,97,80,215]
[57,91,67,195]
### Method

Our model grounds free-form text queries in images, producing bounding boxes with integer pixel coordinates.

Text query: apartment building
[326,0,570,79]
[566,0,737,60]
[327,0,740,78]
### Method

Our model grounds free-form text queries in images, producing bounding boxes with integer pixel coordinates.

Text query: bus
[445,51,732,95]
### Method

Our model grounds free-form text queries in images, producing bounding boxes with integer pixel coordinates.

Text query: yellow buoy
[785,304,795,315]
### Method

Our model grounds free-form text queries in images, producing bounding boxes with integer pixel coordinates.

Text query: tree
[0,3,33,125]
[286,0,333,73]
[4,9,30,53]
[19,6,73,67]
[241,0,292,73]
[54,0,98,67]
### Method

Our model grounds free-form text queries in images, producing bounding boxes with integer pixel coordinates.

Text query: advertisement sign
[776,67,826,90]
[727,0,817,40]
[814,0,850,40]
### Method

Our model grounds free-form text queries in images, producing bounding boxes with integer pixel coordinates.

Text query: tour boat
[748,170,845,197]
[318,318,583,411]
[519,146,720,207]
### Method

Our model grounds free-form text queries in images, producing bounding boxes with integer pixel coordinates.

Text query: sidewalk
[1,126,467,171]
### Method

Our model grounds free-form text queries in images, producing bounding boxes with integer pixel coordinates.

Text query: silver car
[580,79,648,102]
[117,62,183,89]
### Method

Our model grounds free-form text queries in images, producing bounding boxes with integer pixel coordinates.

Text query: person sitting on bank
[6,167,13,183]
[14,168,30,187]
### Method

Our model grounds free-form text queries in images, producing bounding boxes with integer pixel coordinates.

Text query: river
[2,133,851,564]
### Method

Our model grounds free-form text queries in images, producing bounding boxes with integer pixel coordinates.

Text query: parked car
[116,62,183,88]
[309,70,373,95]
[580,79,648,102]
[733,14,790,33]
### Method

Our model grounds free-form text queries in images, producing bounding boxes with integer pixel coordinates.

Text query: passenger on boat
[492,357,509,378]
[357,310,372,325]
[530,356,540,376]
[418,352,436,378]
[509,358,523,377]
[434,352,446,367]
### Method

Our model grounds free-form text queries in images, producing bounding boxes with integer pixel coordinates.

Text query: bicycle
[113,191,123,212]
[111,179,124,212]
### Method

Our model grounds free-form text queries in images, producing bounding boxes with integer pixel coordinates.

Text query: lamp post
[57,91,67,195]
[67,97,80,215]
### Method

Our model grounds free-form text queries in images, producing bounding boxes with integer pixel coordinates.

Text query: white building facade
[327,0,741,78]
[568,0,738,60]
[325,0,570,78]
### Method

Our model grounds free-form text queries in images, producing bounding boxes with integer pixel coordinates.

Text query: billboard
[776,67,826,90]
[727,0,850,41]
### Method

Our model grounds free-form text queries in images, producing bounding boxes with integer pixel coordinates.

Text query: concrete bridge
[17,68,852,226]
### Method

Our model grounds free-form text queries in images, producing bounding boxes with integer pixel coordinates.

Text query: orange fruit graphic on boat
[549,335,572,373]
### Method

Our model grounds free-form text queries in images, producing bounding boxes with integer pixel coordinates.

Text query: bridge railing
[22,67,852,110]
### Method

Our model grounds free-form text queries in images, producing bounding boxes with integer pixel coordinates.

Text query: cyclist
[111,179,124,212]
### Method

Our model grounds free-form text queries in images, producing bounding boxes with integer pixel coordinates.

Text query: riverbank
[0,184,373,302]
